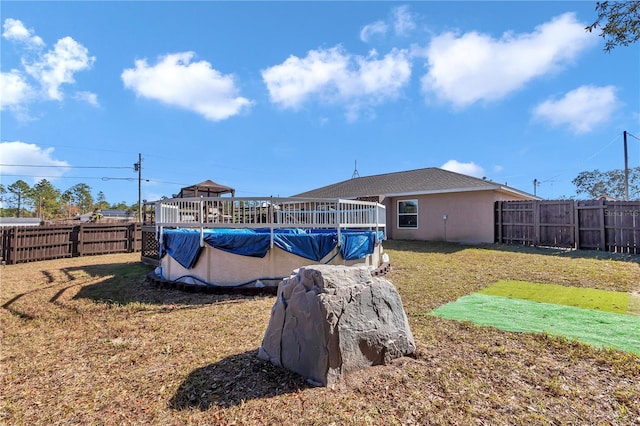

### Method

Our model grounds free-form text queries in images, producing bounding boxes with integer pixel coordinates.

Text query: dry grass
[1,242,639,425]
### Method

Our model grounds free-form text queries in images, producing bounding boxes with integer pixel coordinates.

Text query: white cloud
[360,5,415,43]
[0,70,33,109]
[23,36,95,101]
[1,18,95,113]
[0,141,70,183]
[73,91,99,107]
[420,13,597,109]
[360,21,388,43]
[441,160,485,178]
[2,18,44,48]
[532,85,618,134]
[262,47,348,109]
[121,52,253,121]
[262,46,411,119]
[392,5,416,36]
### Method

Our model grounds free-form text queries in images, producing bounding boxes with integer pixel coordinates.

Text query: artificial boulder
[258,264,415,386]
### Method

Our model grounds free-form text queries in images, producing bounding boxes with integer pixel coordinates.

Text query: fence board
[577,200,605,251]
[4,225,74,264]
[538,201,574,248]
[603,201,639,253]
[0,223,141,264]
[79,224,132,255]
[496,200,639,254]
[494,201,535,245]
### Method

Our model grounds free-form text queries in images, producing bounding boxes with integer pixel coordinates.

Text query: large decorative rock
[258,264,415,386]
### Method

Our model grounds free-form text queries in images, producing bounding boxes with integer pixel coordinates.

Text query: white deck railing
[152,197,386,245]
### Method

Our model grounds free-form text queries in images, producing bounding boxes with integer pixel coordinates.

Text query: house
[99,209,136,221]
[0,217,42,227]
[293,167,539,244]
[595,195,621,201]
[76,212,94,223]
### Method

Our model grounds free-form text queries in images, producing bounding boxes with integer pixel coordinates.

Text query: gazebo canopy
[178,180,235,198]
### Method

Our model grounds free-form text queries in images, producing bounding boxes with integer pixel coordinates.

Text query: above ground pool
[155,227,386,289]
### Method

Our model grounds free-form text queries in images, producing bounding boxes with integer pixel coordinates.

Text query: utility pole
[134,153,142,222]
[623,131,629,201]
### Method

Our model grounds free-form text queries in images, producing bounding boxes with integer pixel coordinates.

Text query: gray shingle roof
[100,209,134,217]
[292,167,531,198]
[0,217,42,227]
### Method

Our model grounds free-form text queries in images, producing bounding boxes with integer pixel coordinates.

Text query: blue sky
[1,1,639,205]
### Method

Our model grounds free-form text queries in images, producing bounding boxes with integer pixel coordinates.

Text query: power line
[579,134,620,165]
[146,178,191,186]
[102,177,147,182]
[32,144,145,156]
[542,133,621,183]
[1,164,132,169]
[1,173,190,186]
[1,174,119,180]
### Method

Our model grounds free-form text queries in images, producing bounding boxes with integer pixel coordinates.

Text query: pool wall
[160,242,383,287]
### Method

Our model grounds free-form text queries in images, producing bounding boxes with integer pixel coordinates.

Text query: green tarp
[432,291,640,354]
[479,280,630,314]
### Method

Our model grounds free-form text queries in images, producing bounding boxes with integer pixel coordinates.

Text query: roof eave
[385,185,540,200]
[495,185,541,200]
[385,185,500,197]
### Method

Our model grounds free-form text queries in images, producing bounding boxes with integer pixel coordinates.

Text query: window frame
[397,199,418,229]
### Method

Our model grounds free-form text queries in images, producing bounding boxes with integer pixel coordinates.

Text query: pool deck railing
[148,197,386,247]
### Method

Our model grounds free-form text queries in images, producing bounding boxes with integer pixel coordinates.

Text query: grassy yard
[1,241,639,425]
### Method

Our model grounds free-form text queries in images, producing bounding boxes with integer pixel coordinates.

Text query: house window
[398,200,418,228]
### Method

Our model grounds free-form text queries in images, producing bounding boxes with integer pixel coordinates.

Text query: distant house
[0,217,42,227]
[294,167,539,244]
[98,209,136,221]
[595,195,621,201]
[76,213,94,223]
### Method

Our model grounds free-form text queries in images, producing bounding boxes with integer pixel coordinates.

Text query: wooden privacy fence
[0,223,141,264]
[495,200,640,254]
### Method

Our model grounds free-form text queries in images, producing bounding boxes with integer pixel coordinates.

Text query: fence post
[77,224,84,256]
[599,199,606,251]
[0,228,8,264]
[533,201,540,246]
[9,227,17,265]
[573,200,579,250]
[495,201,502,243]
[127,223,133,253]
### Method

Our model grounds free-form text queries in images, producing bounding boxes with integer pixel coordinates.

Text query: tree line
[0,179,138,220]
[572,167,640,200]
[1,165,638,222]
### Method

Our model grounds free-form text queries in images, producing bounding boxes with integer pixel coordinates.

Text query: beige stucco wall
[386,190,532,243]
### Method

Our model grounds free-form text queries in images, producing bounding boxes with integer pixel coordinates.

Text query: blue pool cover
[161,228,384,269]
